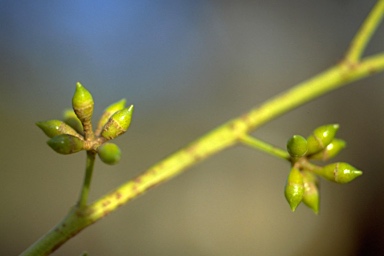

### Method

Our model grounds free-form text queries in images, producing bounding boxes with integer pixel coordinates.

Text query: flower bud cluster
[36,82,134,165]
[284,124,362,213]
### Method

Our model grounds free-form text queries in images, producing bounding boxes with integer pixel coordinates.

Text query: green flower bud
[36,120,83,139]
[315,162,363,183]
[101,105,134,140]
[287,135,308,158]
[97,143,121,165]
[72,82,94,123]
[47,134,85,154]
[301,171,320,214]
[309,139,346,161]
[96,99,126,135]
[307,124,339,155]
[63,109,83,134]
[285,167,304,212]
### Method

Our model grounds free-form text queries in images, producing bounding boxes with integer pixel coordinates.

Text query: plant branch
[345,0,384,63]
[239,134,290,161]
[88,52,384,216]
[20,3,384,255]
[77,151,96,207]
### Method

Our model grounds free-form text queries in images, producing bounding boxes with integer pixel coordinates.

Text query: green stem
[300,160,323,173]
[239,134,290,161]
[77,151,96,207]
[345,0,384,62]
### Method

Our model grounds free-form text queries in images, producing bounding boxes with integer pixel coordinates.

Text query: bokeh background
[1,1,384,255]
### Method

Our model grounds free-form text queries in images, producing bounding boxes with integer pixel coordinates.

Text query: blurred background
[1,1,384,255]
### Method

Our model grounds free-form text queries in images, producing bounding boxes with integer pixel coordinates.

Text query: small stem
[299,159,323,173]
[345,0,384,63]
[83,120,95,141]
[77,151,96,207]
[239,134,290,161]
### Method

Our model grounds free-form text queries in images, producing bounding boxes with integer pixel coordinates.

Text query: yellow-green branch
[20,1,384,255]
[89,53,384,216]
[346,0,384,63]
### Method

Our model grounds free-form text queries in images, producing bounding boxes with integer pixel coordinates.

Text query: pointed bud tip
[36,121,49,135]
[115,107,134,126]
[128,104,134,110]
[339,165,363,183]
[286,195,302,212]
[100,106,134,140]
[106,99,127,112]
[73,82,93,103]
[72,82,94,122]
[353,170,363,177]
[119,98,127,105]
[312,209,319,215]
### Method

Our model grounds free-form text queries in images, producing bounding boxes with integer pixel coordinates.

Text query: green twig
[239,134,290,161]
[77,151,96,207]
[345,0,384,63]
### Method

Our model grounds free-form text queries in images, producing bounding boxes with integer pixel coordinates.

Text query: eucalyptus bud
[287,135,308,158]
[36,120,83,139]
[101,105,134,140]
[315,162,362,184]
[98,143,121,165]
[47,134,85,155]
[307,124,339,155]
[72,82,94,123]
[285,167,304,212]
[301,171,320,214]
[96,99,126,135]
[309,139,346,161]
[63,109,83,134]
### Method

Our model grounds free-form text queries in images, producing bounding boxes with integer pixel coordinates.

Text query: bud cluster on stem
[283,124,362,213]
[37,82,134,165]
